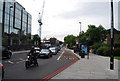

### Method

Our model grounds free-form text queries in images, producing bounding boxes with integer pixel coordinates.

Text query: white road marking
[16,58,26,64]
[57,51,64,60]
[16,60,25,64]
[19,58,25,61]
[8,61,14,64]
[4,58,26,64]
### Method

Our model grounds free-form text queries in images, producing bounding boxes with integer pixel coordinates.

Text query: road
[2,48,79,81]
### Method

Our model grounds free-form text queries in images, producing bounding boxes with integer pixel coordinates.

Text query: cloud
[16,0,119,42]
[58,2,110,19]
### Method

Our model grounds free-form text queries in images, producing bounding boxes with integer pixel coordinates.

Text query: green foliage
[96,45,110,56]
[114,43,120,48]
[96,46,120,56]
[33,34,40,42]
[85,25,106,45]
[64,35,76,48]
[114,56,120,60]
[91,42,102,53]
[113,48,120,56]
[79,31,88,44]
[32,34,41,47]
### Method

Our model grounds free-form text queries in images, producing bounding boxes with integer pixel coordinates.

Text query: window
[0,1,3,10]
[0,10,2,23]
[4,25,9,33]
[5,19,9,25]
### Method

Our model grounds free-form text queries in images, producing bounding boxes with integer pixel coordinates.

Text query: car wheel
[36,55,39,58]
[47,55,50,58]
[50,54,52,57]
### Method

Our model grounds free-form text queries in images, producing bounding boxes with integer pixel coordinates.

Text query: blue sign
[81,44,88,54]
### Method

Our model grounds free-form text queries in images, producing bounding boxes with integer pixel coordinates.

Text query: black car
[37,49,52,58]
[2,46,12,59]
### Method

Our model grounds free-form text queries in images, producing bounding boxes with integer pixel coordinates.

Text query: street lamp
[79,22,81,35]
[8,5,13,47]
[110,0,114,70]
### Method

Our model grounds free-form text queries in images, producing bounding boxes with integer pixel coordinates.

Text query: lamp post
[8,5,13,47]
[110,0,114,70]
[79,22,81,35]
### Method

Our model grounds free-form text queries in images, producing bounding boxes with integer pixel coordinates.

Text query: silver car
[49,47,57,55]
[38,49,52,58]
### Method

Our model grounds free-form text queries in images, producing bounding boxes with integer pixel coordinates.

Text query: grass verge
[114,56,120,60]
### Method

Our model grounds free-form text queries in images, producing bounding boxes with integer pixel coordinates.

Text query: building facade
[1,0,32,51]
[104,28,120,45]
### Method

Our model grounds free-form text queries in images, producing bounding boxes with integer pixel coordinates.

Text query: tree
[85,25,106,45]
[64,35,76,48]
[32,34,41,46]
[78,31,88,44]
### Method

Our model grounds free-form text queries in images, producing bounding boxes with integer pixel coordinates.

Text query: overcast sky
[16,0,120,41]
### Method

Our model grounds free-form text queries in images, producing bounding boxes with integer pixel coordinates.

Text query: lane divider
[57,51,64,60]
[40,59,78,81]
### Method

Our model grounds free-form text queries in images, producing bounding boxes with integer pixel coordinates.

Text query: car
[49,47,57,55]
[29,47,41,56]
[56,46,61,52]
[37,49,52,58]
[0,62,4,80]
[2,46,12,59]
[33,47,41,54]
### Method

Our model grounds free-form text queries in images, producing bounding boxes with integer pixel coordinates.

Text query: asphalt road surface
[2,47,79,81]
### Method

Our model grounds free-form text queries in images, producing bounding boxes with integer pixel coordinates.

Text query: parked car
[0,62,4,80]
[56,46,61,51]
[2,46,12,59]
[49,47,57,55]
[37,49,52,58]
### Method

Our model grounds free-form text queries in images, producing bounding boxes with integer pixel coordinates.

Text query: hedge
[96,47,120,56]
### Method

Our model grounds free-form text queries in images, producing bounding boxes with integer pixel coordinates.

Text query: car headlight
[27,56,30,58]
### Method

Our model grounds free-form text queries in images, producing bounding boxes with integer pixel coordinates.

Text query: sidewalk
[52,51,119,79]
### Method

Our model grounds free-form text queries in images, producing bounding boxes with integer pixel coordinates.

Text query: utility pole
[110,0,114,70]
